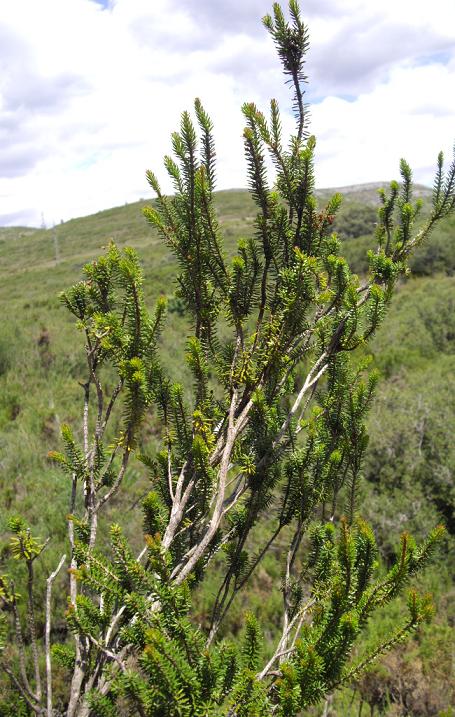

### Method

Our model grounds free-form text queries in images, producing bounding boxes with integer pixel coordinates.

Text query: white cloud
[312,61,455,188]
[0,0,454,226]
[307,0,455,96]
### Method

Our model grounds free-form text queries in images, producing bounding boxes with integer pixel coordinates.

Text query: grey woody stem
[45,554,66,717]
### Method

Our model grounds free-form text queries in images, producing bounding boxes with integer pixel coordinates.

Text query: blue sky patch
[416,51,452,66]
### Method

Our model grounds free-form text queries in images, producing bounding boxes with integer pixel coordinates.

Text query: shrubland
[1,203,455,717]
[0,2,454,715]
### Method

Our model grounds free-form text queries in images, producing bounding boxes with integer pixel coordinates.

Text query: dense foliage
[0,2,454,716]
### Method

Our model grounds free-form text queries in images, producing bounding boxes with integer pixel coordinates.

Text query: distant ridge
[316,182,432,205]
[0,182,433,230]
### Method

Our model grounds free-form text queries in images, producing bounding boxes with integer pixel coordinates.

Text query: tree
[1,2,454,715]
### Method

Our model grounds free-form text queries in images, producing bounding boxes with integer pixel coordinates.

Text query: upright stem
[173,391,239,585]
[68,380,91,717]
[45,555,66,717]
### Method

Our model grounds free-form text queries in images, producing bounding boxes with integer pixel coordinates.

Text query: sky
[0,0,454,227]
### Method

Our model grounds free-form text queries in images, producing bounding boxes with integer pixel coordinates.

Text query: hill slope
[0,186,454,715]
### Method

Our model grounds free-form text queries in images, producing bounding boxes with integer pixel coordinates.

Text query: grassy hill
[316,181,432,205]
[1,186,454,715]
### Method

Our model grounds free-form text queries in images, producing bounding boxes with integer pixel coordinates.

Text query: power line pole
[53,224,60,264]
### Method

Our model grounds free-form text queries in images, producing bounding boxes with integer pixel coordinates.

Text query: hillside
[0,186,454,715]
[316,182,432,205]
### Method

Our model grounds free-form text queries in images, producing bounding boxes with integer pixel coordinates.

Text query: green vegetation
[1,1,455,715]
[1,194,455,716]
